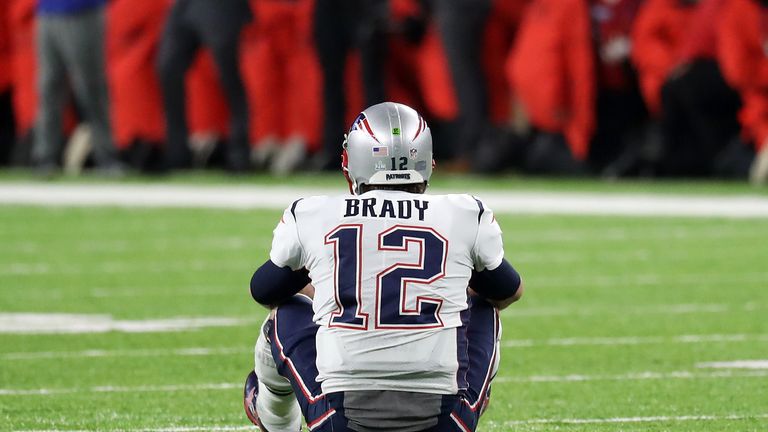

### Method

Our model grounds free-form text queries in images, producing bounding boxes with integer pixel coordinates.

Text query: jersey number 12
[324,224,448,330]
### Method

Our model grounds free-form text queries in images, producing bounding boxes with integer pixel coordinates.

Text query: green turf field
[1,178,767,431]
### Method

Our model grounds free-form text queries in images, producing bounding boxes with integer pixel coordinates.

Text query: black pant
[157,0,252,170]
[0,91,14,166]
[431,0,493,160]
[659,59,741,176]
[314,0,388,164]
[590,83,648,172]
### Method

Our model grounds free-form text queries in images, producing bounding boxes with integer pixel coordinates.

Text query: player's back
[271,189,503,395]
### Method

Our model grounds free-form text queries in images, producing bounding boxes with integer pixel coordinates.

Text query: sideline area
[1,182,768,218]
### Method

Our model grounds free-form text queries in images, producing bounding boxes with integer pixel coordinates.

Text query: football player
[245,102,523,431]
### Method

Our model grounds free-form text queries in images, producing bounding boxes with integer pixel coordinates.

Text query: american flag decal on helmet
[413,115,427,140]
[372,146,389,156]
[351,112,380,142]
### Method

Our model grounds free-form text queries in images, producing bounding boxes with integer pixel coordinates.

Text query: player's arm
[251,199,310,308]
[469,259,524,310]
[250,260,311,308]
[470,197,523,310]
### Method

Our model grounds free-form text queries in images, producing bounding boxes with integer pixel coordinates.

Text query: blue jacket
[38,0,106,15]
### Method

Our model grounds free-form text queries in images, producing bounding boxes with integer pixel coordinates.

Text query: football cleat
[243,371,269,431]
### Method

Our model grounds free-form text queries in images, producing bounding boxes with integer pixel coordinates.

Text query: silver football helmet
[342,102,433,195]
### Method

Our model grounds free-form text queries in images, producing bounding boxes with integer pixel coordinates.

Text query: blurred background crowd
[1,0,768,183]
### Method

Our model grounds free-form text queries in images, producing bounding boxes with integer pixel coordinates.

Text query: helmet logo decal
[374,160,387,171]
[392,127,401,135]
[409,148,418,160]
[351,112,380,143]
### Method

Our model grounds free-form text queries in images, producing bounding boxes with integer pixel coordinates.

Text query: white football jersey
[269,189,504,395]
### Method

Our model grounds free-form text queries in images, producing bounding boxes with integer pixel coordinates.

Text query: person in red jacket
[718,0,768,184]
[629,0,744,177]
[8,0,38,163]
[631,0,696,116]
[507,0,595,174]
[107,0,172,171]
[0,1,14,164]
[589,0,646,173]
[659,0,743,177]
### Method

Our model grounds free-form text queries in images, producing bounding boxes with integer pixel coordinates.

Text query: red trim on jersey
[463,308,500,412]
[307,408,337,430]
[450,412,472,432]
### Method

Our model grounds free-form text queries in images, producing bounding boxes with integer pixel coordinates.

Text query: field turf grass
[1,176,767,431]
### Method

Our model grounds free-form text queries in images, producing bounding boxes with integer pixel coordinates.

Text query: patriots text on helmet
[385,173,411,181]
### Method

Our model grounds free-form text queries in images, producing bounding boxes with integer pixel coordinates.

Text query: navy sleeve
[250,260,311,306]
[469,259,521,300]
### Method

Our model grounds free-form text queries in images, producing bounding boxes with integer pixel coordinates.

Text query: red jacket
[0,2,11,92]
[483,0,530,123]
[718,0,768,149]
[9,0,37,133]
[386,0,457,121]
[107,0,172,148]
[508,0,595,160]
[677,0,725,64]
[631,0,695,115]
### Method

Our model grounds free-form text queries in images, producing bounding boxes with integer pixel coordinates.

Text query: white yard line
[4,332,762,361]
[15,428,254,432]
[2,183,768,218]
[134,428,252,432]
[14,414,768,432]
[0,260,246,276]
[3,369,767,396]
[531,272,768,288]
[0,346,251,360]
[0,313,255,334]
[697,360,768,370]
[500,333,768,348]
[0,383,240,396]
[504,302,763,318]
[497,413,768,427]
[494,369,768,384]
